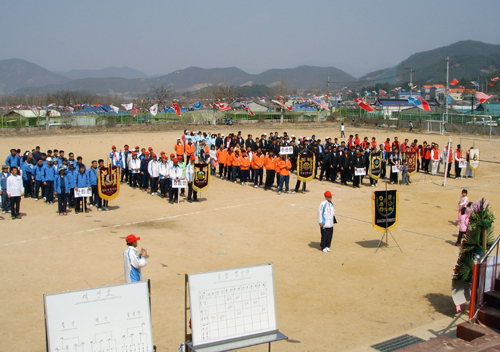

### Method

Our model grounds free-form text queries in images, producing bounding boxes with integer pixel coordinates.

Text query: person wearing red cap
[110,145,121,168]
[168,158,183,203]
[185,155,198,202]
[317,191,336,253]
[129,152,141,188]
[140,152,151,192]
[123,234,147,283]
[159,155,169,198]
[148,154,160,196]
[120,145,131,184]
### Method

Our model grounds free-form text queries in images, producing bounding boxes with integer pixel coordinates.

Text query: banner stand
[375,182,403,254]
[184,274,287,352]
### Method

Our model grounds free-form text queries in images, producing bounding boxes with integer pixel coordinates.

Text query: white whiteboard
[188,263,277,347]
[44,281,153,352]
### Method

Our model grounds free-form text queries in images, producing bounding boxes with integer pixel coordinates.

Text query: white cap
[177,137,180,140]
[291,135,295,137]
[264,133,267,135]
[326,136,330,139]
[46,157,52,161]
[222,134,225,136]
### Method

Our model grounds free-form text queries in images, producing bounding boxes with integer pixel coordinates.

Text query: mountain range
[2,40,500,97]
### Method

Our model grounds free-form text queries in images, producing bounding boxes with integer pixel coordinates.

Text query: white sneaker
[234,181,237,183]
[286,191,291,194]
[375,184,379,187]
[34,198,38,201]
[259,185,264,188]
[278,191,282,195]
[105,207,109,211]
[254,185,257,188]
[371,184,374,187]
[89,204,94,208]
[326,247,331,252]
[322,248,328,253]
[292,191,296,194]
[98,208,102,212]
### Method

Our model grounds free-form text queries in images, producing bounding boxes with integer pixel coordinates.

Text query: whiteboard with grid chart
[188,263,277,347]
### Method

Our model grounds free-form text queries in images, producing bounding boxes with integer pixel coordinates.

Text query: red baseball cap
[324,191,332,197]
[148,147,153,150]
[161,151,165,155]
[170,153,175,157]
[145,151,150,155]
[132,152,137,155]
[112,145,116,149]
[135,146,139,149]
[191,156,195,160]
[126,234,140,243]
[173,158,178,162]
[152,153,156,157]
[124,146,129,149]
[161,155,167,159]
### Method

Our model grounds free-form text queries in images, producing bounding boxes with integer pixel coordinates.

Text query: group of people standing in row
[1,128,476,219]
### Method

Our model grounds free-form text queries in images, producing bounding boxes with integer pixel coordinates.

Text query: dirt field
[2,123,500,351]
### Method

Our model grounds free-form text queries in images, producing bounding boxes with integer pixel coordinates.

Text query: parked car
[466,116,498,126]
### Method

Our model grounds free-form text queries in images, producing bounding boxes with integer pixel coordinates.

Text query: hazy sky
[2,0,500,78]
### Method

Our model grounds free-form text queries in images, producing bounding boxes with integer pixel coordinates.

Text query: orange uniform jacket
[231,153,240,166]
[252,154,265,169]
[277,158,291,176]
[185,143,195,157]
[264,156,277,170]
[226,152,233,167]
[217,149,228,165]
[240,156,250,170]
[174,143,184,156]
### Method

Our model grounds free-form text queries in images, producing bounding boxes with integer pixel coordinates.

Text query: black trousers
[265,170,275,188]
[320,165,329,180]
[121,168,130,183]
[160,179,169,195]
[45,181,54,202]
[75,196,88,212]
[35,180,45,199]
[91,185,99,206]
[169,187,179,202]
[446,162,452,177]
[68,189,74,208]
[131,173,140,188]
[188,182,198,200]
[341,169,350,184]
[457,231,466,244]
[10,196,20,217]
[390,169,399,183]
[150,177,159,193]
[353,175,361,187]
[422,158,430,173]
[381,162,387,179]
[141,171,150,189]
[239,169,248,183]
[98,196,108,209]
[455,162,462,178]
[57,192,68,213]
[320,227,333,249]
[23,178,33,197]
[219,164,225,177]
[227,166,233,181]
[294,180,306,192]
[254,169,263,186]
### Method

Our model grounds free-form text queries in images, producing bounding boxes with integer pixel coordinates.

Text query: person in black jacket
[215,133,223,149]
[330,146,340,183]
[340,149,351,185]
[352,151,365,188]
[319,145,332,181]
[245,134,256,151]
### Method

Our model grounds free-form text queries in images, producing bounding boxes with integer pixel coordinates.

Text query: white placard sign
[354,168,366,176]
[392,166,401,173]
[459,161,467,169]
[172,179,187,188]
[74,187,92,198]
[44,281,154,352]
[280,146,293,155]
[188,263,277,348]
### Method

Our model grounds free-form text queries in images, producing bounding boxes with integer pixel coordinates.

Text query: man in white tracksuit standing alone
[318,191,336,253]
[123,234,147,283]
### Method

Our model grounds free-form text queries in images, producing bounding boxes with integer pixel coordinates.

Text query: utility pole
[326,71,330,96]
[404,64,413,97]
[445,57,450,124]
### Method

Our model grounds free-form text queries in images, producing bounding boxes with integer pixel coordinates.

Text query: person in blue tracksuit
[5,149,21,171]
[87,161,99,208]
[140,152,151,191]
[120,145,131,184]
[66,163,77,209]
[44,157,57,205]
[55,166,71,215]
[21,157,34,198]
[75,165,90,214]
[32,158,47,200]
[1,165,11,213]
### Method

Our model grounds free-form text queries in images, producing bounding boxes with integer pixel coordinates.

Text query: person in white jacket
[317,190,335,253]
[128,152,141,188]
[186,156,198,202]
[148,155,160,196]
[6,167,24,220]
[123,234,147,283]
[168,158,184,204]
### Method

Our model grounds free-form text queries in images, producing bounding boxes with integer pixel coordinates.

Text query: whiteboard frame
[44,280,153,352]
[185,263,287,351]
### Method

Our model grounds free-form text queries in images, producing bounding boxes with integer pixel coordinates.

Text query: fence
[460,137,500,164]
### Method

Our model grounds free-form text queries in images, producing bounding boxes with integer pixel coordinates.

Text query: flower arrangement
[453,198,495,283]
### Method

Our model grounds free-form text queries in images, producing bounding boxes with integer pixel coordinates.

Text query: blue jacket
[0,172,11,191]
[86,167,98,186]
[32,164,47,181]
[5,154,21,168]
[44,165,57,182]
[54,174,72,194]
[21,162,33,181]
[66,168,77,189]
[75,172,89,188]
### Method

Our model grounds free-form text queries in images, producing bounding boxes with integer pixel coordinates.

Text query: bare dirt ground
[2,122,500,351]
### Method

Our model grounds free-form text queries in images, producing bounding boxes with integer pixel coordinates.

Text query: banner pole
[442,135,452,187]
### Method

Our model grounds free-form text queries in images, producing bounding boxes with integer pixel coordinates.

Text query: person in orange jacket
[226,147,233,181]
[252,147,265,188]
[185,139,195,160]
[264,150,277,191]
[239,150,251,185]
[231,148,241,183]
[216,144,228,179]
[174,138,184,159]
[277,153,292,195]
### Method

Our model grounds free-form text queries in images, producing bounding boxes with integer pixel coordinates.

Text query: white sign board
[392,166,401,173]
[354,168,366,176]
[172,179,187,188]
[459,161,467,169]
[280,146,293,155]
[188,263,277,348]
[44,281,154,352]
[74,187,92,198]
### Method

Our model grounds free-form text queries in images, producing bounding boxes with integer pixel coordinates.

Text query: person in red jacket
[392,137,401,152]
